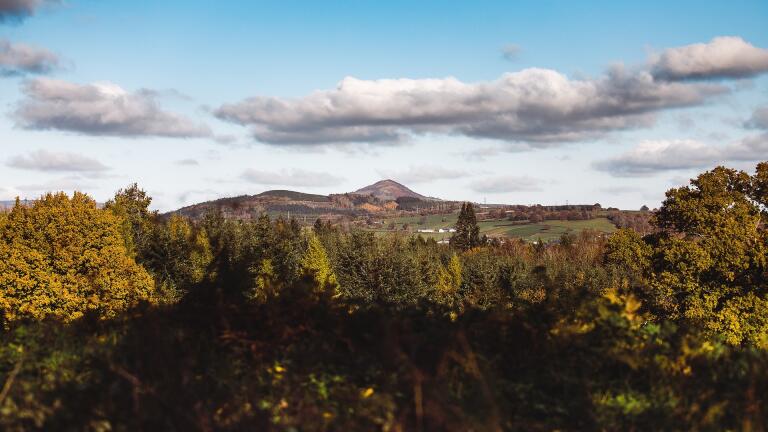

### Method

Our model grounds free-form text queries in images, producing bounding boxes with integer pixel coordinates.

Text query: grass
[481,218,617,242]
[376,212,617,242]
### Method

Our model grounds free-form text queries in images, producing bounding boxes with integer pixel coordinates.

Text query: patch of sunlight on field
[374,215,617,242]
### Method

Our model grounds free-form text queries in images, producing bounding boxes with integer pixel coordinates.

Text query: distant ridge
[1,199,36,210]
[353,179,428,201]
[255,190,329,202]
[168,179,441,220]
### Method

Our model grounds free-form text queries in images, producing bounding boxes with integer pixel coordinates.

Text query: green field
[376,212,617,242]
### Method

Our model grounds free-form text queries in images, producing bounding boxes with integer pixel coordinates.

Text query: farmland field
[374,212,617,242]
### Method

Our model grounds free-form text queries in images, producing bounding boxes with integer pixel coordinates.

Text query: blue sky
[1,0,767,210]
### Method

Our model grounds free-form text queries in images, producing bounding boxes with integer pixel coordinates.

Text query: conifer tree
[104,183,155,259]
[450,202,481,251]
[300,231,338,291]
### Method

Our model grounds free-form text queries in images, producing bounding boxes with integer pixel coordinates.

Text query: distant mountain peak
[353,179,427,201]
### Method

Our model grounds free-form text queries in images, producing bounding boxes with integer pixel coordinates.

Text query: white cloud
[0,39,58,75]
[469,175,543,193]
[216,66,724,147]
[212,36,768,148]
[0,186,23,200]
[745,106,768,130]
[650,36,768,80]
[7,149,108,172]
[462,146,503,162]
[598,185,643,195]
[593,140,720,176]
[14,78,212,138]
[594,134,768,177]
[377,165,469,184]
[726,133,768,160]
[15,176,91,196]
[240,168,344,187]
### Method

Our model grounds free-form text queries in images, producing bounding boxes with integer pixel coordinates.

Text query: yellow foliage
[0,192,155,324]
[250,259,277,303]
[436,253,462,293]
[300,232,337,291]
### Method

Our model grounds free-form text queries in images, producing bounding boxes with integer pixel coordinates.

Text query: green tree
[450,202,481,251]
[104,183,155,259]
[141,215,213,301]
[753,161,768,216]
[615,164,768,346]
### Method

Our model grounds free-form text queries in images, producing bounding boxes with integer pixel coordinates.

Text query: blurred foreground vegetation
[0,163,767,431]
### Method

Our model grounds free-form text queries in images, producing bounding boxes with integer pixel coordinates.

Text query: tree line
[0,163,766,430]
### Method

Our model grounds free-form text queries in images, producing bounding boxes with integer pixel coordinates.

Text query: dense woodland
[0,162,767,430]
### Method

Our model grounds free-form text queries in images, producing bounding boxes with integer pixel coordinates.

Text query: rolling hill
[254,190,329,202]
[170,180,439,220]
[353,179,429,201]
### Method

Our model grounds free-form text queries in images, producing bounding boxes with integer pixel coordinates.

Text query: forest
[0,162,767,431]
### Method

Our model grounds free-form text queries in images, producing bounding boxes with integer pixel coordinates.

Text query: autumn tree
[300,231,337,292]
[0,192,155,325]
[450,202,481,251]
[435,253,462,307]
[609,163,768,346]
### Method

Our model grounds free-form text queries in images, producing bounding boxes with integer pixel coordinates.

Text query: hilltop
[353,179,430,201]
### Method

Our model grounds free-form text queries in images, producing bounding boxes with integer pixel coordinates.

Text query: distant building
[417,228,436,233]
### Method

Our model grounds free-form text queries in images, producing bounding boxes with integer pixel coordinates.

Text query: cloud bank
[745,106,768,130]
[7,149,108,172]
[650,36,768,80]
[469,175,543,193]
[216,67,725,147]
[0,39,58,75]
[213,36,768,148]
[594,134,768,177]
[377,165,469,184]
[14,78,212,138]
[241,168,344,187]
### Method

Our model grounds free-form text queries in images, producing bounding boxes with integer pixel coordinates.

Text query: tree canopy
[609,164,768,346]
[1,165,768,430]
[0,192,154,325]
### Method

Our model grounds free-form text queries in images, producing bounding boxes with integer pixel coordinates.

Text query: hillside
[169,180,448,220]
[353,179,429,201]
[255,190,329,202]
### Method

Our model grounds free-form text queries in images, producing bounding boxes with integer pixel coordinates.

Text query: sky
[1,0,767,211]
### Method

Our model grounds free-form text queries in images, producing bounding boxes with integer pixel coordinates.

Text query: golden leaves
[0,192,155,324]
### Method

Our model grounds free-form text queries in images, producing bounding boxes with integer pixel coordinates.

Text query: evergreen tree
[104,183,155,259]
[450,202,481,251]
